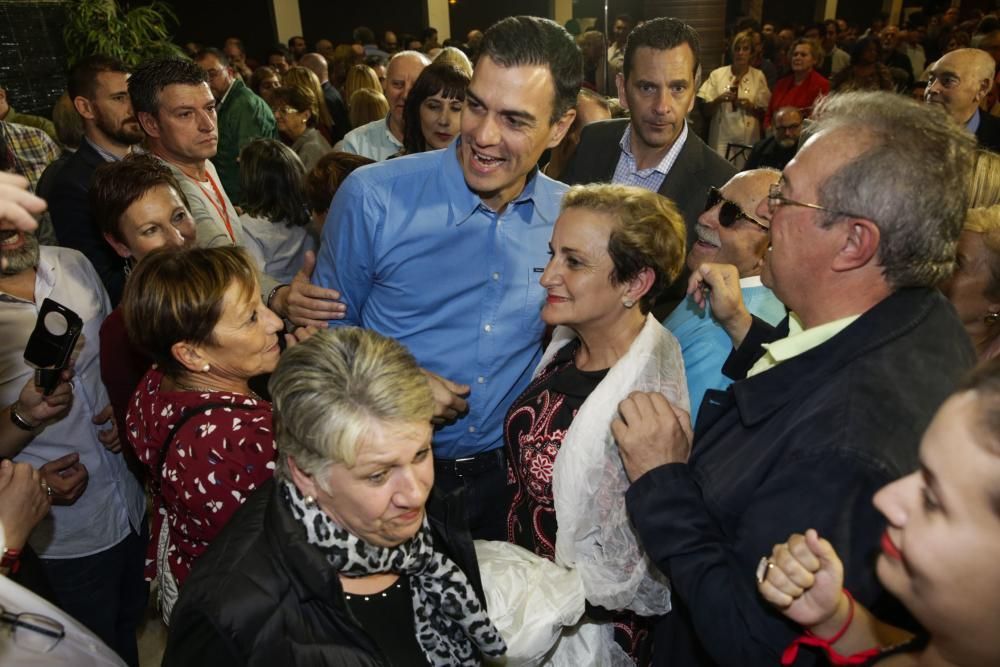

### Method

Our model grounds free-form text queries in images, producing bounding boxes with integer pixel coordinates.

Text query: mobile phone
[23,298,83,395]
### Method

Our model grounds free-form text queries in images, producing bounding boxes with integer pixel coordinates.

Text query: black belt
[434,448,505,476]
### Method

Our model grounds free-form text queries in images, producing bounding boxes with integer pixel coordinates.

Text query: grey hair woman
[162,328,507,666]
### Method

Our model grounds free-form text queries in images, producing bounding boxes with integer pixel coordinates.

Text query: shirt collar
[84,135,128,163]
[219,79,237,107]
[739,275,764,288]
[966,108,982,134]
[383,114,403,149]
[445,140,560,226]
[619,121,688,175]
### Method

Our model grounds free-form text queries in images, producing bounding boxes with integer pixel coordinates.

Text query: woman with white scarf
[500,183,689,665]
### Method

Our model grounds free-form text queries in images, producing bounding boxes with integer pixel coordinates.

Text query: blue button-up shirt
[315,144,566,458]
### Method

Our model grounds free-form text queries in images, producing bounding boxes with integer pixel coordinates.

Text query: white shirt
[0,247,145,558]
[338,116,403,161]
[239,213,318,284]
[698,66,770,167]
[157,157,274,294]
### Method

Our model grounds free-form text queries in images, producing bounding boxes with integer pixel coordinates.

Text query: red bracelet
[1,547,21,574]
[780,590,881,665]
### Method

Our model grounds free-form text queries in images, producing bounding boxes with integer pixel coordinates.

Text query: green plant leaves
[63,0,185,68]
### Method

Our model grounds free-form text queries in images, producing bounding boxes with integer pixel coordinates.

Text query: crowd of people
[1,4,1000,667]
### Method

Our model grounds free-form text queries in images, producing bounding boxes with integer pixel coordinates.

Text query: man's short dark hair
[623,17,701,83]
[422,27,439,41]
[128,57,207,117]
[364,54,387,68]
[288,35,304,47]
[615,14,633,26]
[267,44,290,61]
[194,47,229,68]
[67,55,129,101]
[353,26,375,45]
[477,15,583,124]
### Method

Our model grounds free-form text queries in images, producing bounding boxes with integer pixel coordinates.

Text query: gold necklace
[174,383,262,402]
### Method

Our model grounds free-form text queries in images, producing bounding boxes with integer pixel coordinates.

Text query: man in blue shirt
[314,16,582,539]
[663,169,786,422]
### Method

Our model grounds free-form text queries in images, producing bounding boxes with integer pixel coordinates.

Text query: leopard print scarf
[281,480,506,665]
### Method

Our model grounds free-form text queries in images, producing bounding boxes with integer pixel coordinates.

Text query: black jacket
[163,478,486,667]
[975,110,1000,154]
[626,288,974,666]
[561,118,736,241]
[47,139,127,305]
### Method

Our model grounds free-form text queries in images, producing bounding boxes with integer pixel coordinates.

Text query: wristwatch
[1,547,21,574]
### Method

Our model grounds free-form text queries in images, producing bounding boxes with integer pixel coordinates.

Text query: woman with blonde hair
[343,64,382,105]
[968,149,1000,208]
[501,183,688,663]
[941,206,1000,360]
[347,88,390,132]
[698,29,771,167]
[282,66,334,142]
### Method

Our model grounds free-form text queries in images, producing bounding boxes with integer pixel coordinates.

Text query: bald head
[926,48,997,124]
[385,51,431,135]
[300,53,329,83]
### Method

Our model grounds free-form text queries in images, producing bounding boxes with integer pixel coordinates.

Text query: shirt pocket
[523,266,547,327]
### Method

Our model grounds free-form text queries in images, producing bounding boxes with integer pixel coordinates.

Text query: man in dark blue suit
[46,55,144,305]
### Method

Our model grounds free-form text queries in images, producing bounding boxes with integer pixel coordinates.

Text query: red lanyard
[185,170,236,244]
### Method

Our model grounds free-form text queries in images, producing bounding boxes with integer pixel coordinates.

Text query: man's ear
[137,110,159,138]
[546,107,577,149]
[73,96,96,121]
[103,232,131,259]
[832,218,881,272]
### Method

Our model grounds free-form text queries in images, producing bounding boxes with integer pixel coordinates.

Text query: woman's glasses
[705,187,769,231]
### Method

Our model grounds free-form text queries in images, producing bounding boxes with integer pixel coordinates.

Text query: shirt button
[477,376,485,384]
[468,426,476,433]
[484,324,492,332]
[492,272,500,281]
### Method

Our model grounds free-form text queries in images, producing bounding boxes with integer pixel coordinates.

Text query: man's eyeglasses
[767,183,866,221]
[705,187,769,231]
[0,604,65,653]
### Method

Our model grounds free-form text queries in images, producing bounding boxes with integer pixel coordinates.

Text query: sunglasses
[705,187,769,231]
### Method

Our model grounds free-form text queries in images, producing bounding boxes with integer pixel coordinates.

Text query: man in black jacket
[561,17,735,240]
[613,91,977,666]
[47,55,143,305]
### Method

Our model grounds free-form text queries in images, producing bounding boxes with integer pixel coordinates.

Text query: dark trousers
[40,522,149,667]
[434,448,508,541]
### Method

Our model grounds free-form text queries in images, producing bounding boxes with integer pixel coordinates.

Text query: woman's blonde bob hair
[561,183,687,313]
[270,328,435,480]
